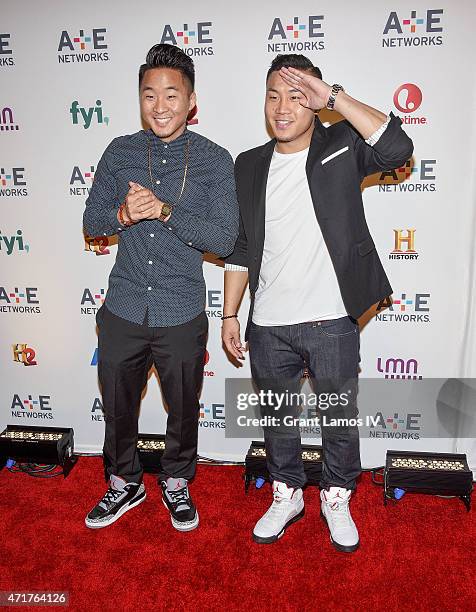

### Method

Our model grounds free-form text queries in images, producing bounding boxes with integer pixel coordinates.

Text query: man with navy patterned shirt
[84,44,238,531]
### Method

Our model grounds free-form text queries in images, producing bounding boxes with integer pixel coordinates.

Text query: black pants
[96,305,208,484]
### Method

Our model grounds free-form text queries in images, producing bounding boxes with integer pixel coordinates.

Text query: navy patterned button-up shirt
[83,128,239,327]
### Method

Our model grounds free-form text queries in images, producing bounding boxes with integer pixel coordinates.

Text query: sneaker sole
[162,498,199,532]
[252,508,305,544]
[85,490,146,529]
[320,510,360,553]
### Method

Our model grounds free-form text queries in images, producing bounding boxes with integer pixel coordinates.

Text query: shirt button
[155,179,161,185]
[147,286,152,291]
[168,227,172,231]
[188,242,192,246]
[164,144,168,148]
[162,159,166,164]
[148,260,153,265]
[150,233,154,237]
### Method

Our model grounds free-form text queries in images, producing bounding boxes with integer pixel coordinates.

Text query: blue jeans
[248,316,362,490]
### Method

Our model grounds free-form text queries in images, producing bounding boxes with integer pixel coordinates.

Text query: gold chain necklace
[147,133,190,206]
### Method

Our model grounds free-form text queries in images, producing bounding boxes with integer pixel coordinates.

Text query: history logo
[267,15,324,53]
[382,9,444,47]
[58,28,109,63]
[388,230,418,261]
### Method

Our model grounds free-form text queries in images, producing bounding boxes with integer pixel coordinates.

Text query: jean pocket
[317,316,358,338]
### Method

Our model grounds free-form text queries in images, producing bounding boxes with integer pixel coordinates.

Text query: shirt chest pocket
[320,146,350,170]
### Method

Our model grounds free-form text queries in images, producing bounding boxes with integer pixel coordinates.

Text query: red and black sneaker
[160,477,199,532]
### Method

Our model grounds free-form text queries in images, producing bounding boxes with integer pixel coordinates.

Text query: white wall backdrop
[2,0,476,471]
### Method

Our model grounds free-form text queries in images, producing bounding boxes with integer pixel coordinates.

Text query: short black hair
[139,43,195,91]
[266,54,322,82]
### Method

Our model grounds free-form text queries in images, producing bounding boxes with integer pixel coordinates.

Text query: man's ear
[189,91,197,111]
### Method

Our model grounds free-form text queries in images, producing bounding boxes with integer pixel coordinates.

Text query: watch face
[162,204,172,216]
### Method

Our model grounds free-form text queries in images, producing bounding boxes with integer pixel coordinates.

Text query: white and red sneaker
[253,481,304,544]
[320,487,359,552]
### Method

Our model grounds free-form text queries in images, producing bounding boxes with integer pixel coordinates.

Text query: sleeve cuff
[225,263,248,272]
[365,115,391,147]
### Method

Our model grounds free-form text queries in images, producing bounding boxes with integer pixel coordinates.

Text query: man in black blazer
[222,54,413,551]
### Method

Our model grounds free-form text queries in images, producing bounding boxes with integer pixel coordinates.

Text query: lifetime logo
[376,293,430,323]
[393,83,428,126]
[70,165,95,196]
[376,357,422,380]
[389,230,418,261]
[13,343,37,366]
[0,229,29,255]
[11,394,53,419]
[70,100,109,129]
[84,235,111,256]
[267,15,324,53]
[378,159,436,192]
[382,9,444,47]
[0,167,27,196]
[159,22,213,56]
[0,286,41,314]
[58,28,109,63]
[0,106,19,131]
[0,33,14,66]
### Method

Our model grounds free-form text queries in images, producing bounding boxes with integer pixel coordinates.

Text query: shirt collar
[146,127,190,156]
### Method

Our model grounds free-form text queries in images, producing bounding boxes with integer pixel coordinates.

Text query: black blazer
[225,112,414,341]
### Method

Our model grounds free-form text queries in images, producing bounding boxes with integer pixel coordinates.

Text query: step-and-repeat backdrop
[2,0,476,472]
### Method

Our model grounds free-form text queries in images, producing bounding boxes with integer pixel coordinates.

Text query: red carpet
[0,457,474,612]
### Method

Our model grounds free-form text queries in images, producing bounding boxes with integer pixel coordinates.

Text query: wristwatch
[326,84,344,111]
[159,202,173,222]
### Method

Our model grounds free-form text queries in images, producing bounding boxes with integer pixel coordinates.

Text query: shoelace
[265,495,293,518]
[98,487,123,510]
[166,486,190,510]
[325,498,352,529]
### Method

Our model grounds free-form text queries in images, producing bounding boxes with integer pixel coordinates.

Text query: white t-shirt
[252,146,348,326]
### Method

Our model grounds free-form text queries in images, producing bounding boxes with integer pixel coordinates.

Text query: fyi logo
[0,230,29,255]
[70,100,109,129]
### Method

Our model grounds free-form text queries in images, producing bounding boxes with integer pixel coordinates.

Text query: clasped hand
[123,181,168,223]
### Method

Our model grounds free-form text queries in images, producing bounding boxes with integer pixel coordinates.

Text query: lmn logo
[70,100,109,129]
